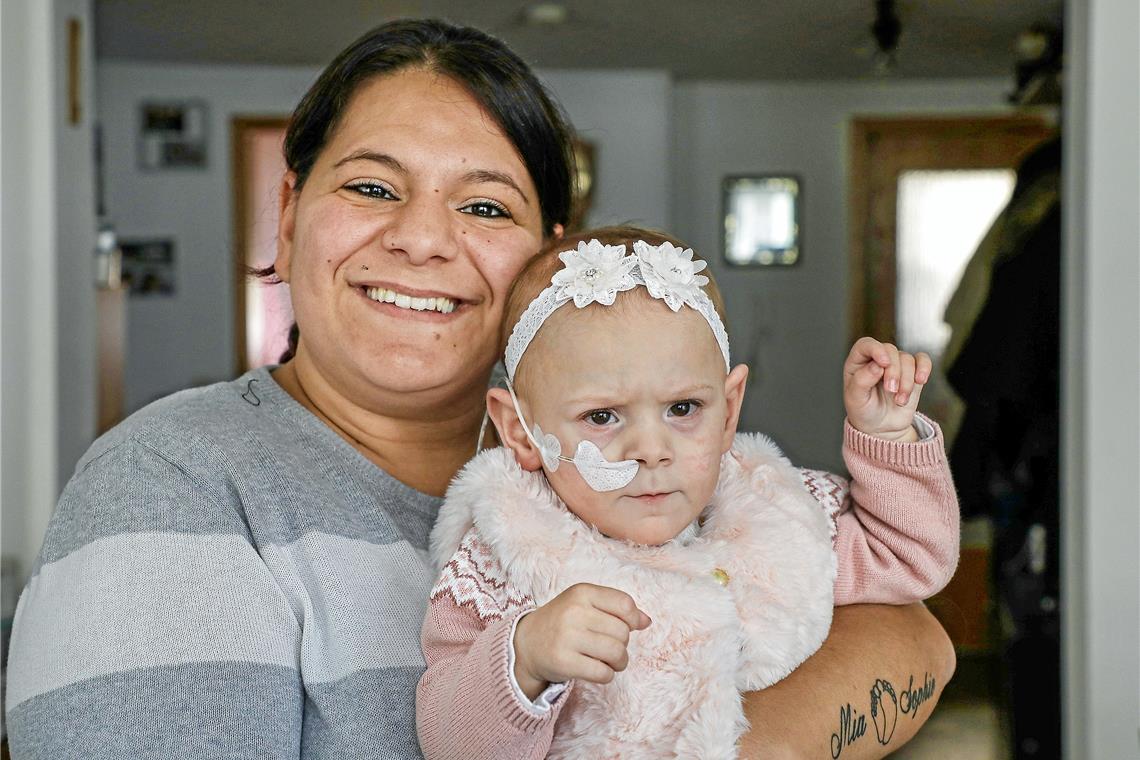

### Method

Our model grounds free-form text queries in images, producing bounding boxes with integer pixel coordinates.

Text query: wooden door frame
[231,115,290,373]
[847,114,1055,347]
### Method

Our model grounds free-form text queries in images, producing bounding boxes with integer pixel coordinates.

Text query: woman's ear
[274,171,299,282]
[721,364,749,452]
[486,387,544,471]
[550,223,565,243]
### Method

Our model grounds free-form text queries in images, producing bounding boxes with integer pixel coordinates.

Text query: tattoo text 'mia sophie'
[830,673,936,759]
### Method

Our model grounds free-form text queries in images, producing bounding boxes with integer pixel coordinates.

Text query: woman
[5,19,953,759]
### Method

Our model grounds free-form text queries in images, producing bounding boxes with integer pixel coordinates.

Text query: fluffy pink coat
[427,433,836,759]
[417,418,960,759]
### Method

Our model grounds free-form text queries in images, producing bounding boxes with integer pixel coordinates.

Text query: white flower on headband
[633,240,710,312]
[552,240,637,307]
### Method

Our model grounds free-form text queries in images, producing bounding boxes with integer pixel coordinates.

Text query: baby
[416,227,959,759]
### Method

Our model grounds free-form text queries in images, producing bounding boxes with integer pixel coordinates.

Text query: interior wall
[53,0,98,495]
[1,0,55,585]
[1,0,95,586]
[538,69,673,230]
[671,78,1013,471]
[1062,0,1140,755]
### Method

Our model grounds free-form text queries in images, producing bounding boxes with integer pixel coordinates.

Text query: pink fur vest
[430,433,837,759]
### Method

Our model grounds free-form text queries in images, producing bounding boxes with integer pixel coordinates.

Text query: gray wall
[1061,0,1140,755]
[2,0,96,584]
[671,78,1011,470]
[539,69,673,230]
[53,0,98,493]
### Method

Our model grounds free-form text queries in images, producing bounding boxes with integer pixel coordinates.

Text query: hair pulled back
[287,18,573,234]
[269,18,576,362]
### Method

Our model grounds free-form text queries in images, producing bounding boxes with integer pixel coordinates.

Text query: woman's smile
[358,288,462,320]
[356,281,467,317]
[364,287,458,314]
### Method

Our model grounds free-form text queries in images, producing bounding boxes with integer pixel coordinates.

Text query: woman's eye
[668,401,700,417]
[345,181,396,200]
[585,410,616,426]
[461,200,511,219]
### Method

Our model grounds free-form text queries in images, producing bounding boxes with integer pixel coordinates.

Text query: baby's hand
[513,583,651,701]
[843,337,931,442]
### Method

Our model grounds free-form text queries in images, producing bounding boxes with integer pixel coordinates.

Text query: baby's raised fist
[842,337,931,442]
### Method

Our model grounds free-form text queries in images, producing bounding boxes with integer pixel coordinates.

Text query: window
[895,169,1016,358]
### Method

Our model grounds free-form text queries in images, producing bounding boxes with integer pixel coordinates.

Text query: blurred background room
[2,1,1137,758]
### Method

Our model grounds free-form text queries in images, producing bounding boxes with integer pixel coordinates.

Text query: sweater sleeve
[828,414,960,605]
[4,438,304,759]
[417,528,569,760]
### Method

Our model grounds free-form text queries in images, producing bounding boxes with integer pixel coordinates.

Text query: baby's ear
[721,364,749,452]
[486,387,544,471]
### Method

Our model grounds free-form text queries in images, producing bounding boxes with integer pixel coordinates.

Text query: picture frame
[138,100,209,170]
[567,138,597,232]
[722,175,802,266]
[120,239,176,296]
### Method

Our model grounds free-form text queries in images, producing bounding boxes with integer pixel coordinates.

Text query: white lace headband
[503,239,731,380]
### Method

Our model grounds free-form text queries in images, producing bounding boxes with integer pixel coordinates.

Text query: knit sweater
[5,367,442,760]
[417,418,959,759]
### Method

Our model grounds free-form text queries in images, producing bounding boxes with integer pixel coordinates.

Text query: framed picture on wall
[138,100,208,169]
[120,239,176,296]
[722,175,802,266]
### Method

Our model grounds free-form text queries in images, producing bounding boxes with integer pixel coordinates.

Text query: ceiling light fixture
[524,3,569,26]
[870,0,902,73]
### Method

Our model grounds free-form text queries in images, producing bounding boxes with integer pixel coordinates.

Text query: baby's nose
[626,427,673,468]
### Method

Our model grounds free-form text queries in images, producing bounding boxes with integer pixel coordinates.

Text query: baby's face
[517,292,743,545]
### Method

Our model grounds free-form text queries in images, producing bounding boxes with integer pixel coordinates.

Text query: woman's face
[275,68,553,406]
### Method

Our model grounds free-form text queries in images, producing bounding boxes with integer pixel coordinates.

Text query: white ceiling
[95,0,1062,81]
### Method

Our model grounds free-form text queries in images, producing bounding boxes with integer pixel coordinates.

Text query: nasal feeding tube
[505,379,639,492]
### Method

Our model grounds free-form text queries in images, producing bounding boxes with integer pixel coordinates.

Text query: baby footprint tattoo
[869,678,898,745]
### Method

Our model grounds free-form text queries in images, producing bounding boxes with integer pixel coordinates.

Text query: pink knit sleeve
[827,414,960,605]
[416,528,569,760]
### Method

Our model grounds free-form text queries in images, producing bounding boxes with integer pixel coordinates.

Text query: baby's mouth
[629,491,673,501]
[363,286,458,314]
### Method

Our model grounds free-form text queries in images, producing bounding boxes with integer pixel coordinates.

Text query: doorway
[850,115,1058,759]
[849,115,1054,347]
[232,117,293,373]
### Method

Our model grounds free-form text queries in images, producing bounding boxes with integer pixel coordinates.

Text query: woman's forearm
[739,603,956,759]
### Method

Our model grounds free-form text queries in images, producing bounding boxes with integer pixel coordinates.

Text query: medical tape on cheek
[571,439,639,492]
[504,379,638,492]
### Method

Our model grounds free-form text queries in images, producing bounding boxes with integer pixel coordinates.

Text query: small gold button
[712,568,730,586]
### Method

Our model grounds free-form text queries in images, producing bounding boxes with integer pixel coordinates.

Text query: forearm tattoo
[830,672,936,758]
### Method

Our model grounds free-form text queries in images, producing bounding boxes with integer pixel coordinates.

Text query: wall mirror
[722,175,801,266]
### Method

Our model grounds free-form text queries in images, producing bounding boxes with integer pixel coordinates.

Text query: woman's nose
[381,195,457,265]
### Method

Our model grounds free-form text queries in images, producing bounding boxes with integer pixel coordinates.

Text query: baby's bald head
[502,226,729,395]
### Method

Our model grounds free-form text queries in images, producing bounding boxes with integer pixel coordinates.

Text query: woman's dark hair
[261,18,576,363]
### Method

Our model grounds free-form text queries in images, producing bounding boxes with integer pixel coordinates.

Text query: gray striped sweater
[5,367,441,759]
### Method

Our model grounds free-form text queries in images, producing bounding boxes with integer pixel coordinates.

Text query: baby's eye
[460,199,511,219]
[584,410,616,426]
[668,400,701,417]
[345,181,397,200]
